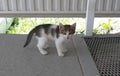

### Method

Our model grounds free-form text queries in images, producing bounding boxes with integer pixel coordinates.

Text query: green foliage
[7,18,19,34]
[0,18,14,33]
[7,18,78,34]
[7,18,119,35]
[93,19,114,34]
[13,18,19,26]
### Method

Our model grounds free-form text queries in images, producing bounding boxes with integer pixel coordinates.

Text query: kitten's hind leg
[36,37,48,55]
[43,44,49,49]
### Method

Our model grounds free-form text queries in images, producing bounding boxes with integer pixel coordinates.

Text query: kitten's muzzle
[67,36,69,39]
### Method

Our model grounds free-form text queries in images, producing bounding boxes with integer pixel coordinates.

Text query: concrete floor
[0,34,100,76]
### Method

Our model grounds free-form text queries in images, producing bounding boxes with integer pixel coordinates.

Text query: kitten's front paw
[40,50,48,55]
[58,53,64,57]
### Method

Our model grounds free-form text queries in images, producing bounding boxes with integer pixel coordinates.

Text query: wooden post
[85,0,96,36]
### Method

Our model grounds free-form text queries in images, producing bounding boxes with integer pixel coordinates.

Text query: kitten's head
[59,23,76,39]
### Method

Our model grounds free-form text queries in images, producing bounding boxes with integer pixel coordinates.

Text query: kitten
[24,23,76,56]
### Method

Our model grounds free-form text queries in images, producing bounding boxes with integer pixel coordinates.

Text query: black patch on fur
[42,25,51,34]
[51,28,55,37]
[35,24,52,37]
[56,26,59,38]
[24,24,52,47]
[64,25,71,32]
[24,24,76,48]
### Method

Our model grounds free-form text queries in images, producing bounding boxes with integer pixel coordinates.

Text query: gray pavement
[0,34,99,76]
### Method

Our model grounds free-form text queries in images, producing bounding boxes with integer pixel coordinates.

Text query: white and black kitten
[24,23,76,56]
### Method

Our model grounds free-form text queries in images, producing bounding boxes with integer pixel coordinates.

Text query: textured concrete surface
[0,34,99,76]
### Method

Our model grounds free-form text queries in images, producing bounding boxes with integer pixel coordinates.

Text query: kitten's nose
[67,36,69,39]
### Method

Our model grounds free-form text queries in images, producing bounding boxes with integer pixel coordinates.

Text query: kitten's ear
[71,23,76,30]
[59,23,64,30]
[72,23,76,27]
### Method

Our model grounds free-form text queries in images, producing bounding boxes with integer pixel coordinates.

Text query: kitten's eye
[69,32,71,34]
[69,31,75,34]
[69,32,72,34]
[63,32,66,35]
[60,30,65,32]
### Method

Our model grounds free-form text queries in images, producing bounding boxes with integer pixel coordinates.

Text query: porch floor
[0,34,100,76]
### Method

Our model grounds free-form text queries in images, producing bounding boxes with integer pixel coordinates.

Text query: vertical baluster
[111,0,115,11]
[36,0,44,11]
[44,0,52,11]
[95,0,98,11]
[81,0,87,11]
[114,0,120,11]
[64,0,69,11]
[98,0,103,12]
[77,0,81,11]
[0,0,3,10]
[53,0,60,11]
[43,0,47,11]
[8,0,12,11]
[70,0,77,11]
[84,0,87,11]
[11,0,17,11]
[21,0,26,11]
[60,0,64,11]
[81,0,84,11]
[0,0,3,11]
[2,0,8,11]
[26,0,34,11]
[29,0,34,11]
[34,0,39,11]
[106,0,112,11]
[17,0,25,11]
[40,0,44,11]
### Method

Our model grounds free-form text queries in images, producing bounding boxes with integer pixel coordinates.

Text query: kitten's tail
[23,29,35,48]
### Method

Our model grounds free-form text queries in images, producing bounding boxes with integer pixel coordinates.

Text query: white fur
[36,36,48,55]
[55,34,67,56]
[36,28,67,56]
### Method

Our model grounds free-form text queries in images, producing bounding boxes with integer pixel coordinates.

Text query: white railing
[0,0,87,11]
[0,0,119,17]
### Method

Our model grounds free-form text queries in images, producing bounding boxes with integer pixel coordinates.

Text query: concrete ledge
[0,34,100,76]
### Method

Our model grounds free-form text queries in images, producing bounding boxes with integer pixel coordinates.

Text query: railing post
[85,0,96,36]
